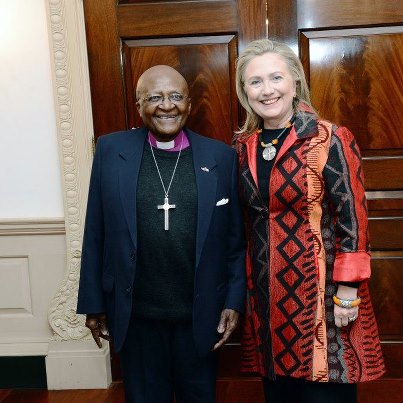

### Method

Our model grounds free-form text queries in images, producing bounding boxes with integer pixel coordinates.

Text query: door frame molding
[45,0,111,389]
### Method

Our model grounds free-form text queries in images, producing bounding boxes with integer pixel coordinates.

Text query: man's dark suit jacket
[77,127,246,356]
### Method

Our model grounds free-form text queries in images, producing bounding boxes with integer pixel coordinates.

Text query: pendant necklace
[149,133,184,231]
[259,115,295,161]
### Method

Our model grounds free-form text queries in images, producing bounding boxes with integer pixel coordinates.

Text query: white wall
[0,1,111,388]
[0,0,64,219]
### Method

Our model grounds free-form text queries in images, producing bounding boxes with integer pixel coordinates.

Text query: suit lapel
[187,130,218,268]
[118,128,148,247]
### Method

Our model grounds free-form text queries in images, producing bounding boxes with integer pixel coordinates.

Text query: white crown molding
[45,0,94,342]
[0,218,65,236]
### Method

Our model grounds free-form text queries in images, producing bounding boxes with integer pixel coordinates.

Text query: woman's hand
[333,284,359,328]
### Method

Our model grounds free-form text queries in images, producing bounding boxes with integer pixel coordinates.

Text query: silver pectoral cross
[157,196,176,230]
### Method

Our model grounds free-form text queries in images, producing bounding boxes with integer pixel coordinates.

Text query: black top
[257,127,290,206]
[133,145,198,321]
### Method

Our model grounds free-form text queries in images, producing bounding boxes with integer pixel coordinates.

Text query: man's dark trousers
[120,317,217,403]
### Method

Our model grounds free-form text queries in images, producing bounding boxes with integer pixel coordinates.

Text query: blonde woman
[234,39,385,403]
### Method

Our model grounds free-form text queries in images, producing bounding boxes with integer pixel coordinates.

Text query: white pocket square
[216,198,229,206]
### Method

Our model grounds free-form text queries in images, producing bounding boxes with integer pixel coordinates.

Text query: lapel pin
[201,167,209,172]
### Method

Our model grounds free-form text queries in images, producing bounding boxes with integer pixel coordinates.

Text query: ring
[348,316,356,322]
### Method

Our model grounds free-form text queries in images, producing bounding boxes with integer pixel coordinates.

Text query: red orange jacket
[235,109,385,383]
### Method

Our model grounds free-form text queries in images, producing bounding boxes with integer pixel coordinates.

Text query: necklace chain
[259,116,294,147]
[148,133,184,197]
[258,115,295,161]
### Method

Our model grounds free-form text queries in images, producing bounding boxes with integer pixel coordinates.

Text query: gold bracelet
[332,295,361,309]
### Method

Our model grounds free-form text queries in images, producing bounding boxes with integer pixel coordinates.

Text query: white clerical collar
[156,139,175,149]
[148,130,190,151]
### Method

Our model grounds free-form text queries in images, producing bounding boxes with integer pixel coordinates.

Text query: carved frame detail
[45,0,94,341]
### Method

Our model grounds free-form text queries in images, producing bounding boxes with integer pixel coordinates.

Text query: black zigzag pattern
[273,148,306,374]
[239,157,275,377]
[324,137,358,251]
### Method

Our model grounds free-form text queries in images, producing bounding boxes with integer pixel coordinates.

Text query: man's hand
[212,309,239,351]
[85,313,111,348]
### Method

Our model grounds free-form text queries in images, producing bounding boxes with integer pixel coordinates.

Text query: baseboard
[0,356,47,388]
[45,340,112,390]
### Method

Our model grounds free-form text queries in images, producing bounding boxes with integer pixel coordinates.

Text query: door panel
[297,0,403,28]
[302,29,403,150]
[117,1,237,36]
[123,36,238,142]
[362,159,403,190]
[370,252,403,340]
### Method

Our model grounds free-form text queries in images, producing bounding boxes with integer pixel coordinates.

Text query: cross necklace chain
[148,133,184,230]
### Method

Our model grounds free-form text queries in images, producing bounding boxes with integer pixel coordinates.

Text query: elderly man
[77,65,245,403]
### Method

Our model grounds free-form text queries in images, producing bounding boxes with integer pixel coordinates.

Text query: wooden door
[268,1,403,401]
[84,0,403,401]
[83,0,267,399]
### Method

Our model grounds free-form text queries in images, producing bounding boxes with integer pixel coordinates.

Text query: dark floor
[0,379,401,403]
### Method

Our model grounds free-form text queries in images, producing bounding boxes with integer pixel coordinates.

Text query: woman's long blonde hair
[235,38,315,135]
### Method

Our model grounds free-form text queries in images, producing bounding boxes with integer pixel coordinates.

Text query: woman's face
[243,52,296,129]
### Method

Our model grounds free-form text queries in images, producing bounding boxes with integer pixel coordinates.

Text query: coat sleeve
[323,126,371,282]
[76,137,106,314]
[224,150,246,313]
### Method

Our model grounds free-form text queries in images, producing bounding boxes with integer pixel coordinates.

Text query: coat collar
[237,107,319,144]
[237,108,320,193]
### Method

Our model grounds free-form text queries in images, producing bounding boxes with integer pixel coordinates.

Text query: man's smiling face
[136,66,191,142]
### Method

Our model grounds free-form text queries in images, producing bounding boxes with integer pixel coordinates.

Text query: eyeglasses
[141,93,189,105]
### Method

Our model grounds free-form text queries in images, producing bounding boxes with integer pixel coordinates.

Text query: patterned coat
[235,109,385,383]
